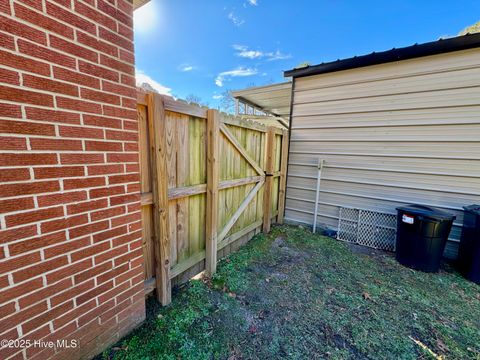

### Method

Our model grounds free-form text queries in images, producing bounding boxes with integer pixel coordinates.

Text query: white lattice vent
[337,207,396,251]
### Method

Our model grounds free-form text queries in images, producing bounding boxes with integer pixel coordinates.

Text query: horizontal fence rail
[137,91,288,305]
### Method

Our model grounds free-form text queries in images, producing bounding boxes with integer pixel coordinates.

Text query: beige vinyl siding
[285,48,480,258]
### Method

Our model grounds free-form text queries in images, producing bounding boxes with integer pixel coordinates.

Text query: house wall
[285,48,480,258]
[0,1,145,359]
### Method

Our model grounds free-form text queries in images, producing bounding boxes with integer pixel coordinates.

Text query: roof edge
[284,33,480,78]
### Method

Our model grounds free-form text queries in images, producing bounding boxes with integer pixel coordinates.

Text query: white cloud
[136,69,172,95]
[133,1,158,34]
[212,94,223,100]
[248,0,258,5]
[215,67,258,87]
[233,45,291,61]
[179,64,195,72]
[228,12,245,26]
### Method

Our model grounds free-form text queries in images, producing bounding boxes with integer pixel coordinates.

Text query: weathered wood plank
[218,219,263,250]
[277,130,289,223]
[163,96,208,118]
[220,123,264,176]
[262,127,276,233]
[141,192,153,206]
[217,180,264,242]
[205,109,220,276]
[147,93,171,305]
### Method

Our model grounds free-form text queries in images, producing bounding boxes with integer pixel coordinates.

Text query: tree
[459,20,480,35]
[185,94,208,107]
[218,89,235,114]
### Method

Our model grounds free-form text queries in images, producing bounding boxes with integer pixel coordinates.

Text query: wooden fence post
[147,93,171,305]
[262,127,275,233]
[205,109,220,276]
[277,129,289,224]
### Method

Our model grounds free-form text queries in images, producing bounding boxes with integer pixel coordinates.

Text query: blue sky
[133,0,480,107]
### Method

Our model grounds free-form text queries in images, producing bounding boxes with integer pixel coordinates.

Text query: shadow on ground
[100,225,480,360]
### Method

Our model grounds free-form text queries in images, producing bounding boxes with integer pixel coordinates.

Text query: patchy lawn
[101,225,480,360]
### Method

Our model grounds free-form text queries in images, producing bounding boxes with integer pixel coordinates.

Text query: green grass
[101,225,480,360]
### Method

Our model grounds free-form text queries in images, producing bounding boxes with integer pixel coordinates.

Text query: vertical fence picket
[205,109,220,276]
[147,93,172,305]
[262,127,276,233]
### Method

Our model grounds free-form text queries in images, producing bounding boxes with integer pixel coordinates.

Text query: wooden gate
[137,91,288,305]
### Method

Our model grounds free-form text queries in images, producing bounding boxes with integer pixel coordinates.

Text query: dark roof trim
[284,33,480,78]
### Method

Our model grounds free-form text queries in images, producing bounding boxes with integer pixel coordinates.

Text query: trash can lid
[463,204,480,215]
[396,204,456,221]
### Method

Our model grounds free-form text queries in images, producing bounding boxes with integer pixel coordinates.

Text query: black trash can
[396,204,455,272]
[458,205,480,284]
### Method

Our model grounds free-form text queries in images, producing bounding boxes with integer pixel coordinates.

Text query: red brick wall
[0,1,145,359]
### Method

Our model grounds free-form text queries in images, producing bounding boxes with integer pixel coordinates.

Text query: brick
[25,107,81,125]
[0,301,48,334]
[18,39,76,69]
[68,220,108,240]
[46,258,92,284]
[74,1,116,31]
[0,225,37,245]
[81,88,120,105]
[23,74,79,97]
[94,244,128,266]
[0,103,22,118]
[111,230,141,248]
[71,241,110,263]
[100,54,134,75]
[92,225,127,243]
[106,129,137,142]
[44,236,90,259]
[83,114,122,129]
[117,0,133,14]
[50,35,98,62]
[63,176,105,190]
[78,298,114,327]
[0,67,19,85]
[107,153,138,163]
[0,85,53,106]
[30,138,83,151]
[18,278,72,309]
[0,168,30,182]
[0,119,56,136]
[38,190,88,208]
[97,263,128,285]
[34,166,85,180]
[122,97,137,109]
[109,193,139,206]
[77,30,118,57]
[111,212,140,228]
[16,0,43,11]
[51,279,95,307]
[79,60,119,82]
[98,0,132,27]
[0,278,39,305]
[101,81,135,98]
[90,205,125,222]
[0,0,10,13]
[46,2,96,34]
[87,164,123,176]
[118,22,133,41]
[85,140,122,152]
[0,180,60,197]
[5,206,64,227]
[41,214,88,234]
[108,173,138,185]
[126,182,140,194]
[0,302,16,318]
[123,142,139,152]
[103,105,137,120]
[76,280,113,305]
[9,231,66,256]
[14,3,74,38]
[98,279,130,306]
[53,298,95,330]
[119,49,135,65]
[0,196,34,213]
[60,153,104,165]
[53,66,100,89]
[14,256,69,283]
[74,260,111,284]
[114,247,142,267]
[0,30,15,50]
[0,153,57,167]
[0,136,27,150]
[50,0,71,7]
[56,97,102,115]
[89,185,125,199]
[0,14,47,45]
[0,251,41,275]
[67,198,108,215]
[22,300,74,334]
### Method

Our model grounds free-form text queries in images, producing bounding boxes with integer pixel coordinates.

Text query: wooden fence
[137,91,288,305]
